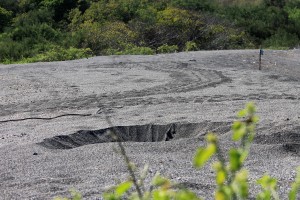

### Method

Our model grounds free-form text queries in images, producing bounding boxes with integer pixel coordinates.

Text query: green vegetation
[55,103,300,200]
[0,0,300,63]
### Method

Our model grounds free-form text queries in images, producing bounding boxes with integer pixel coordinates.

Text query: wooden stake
[259,48,263,70]
[259,51,262,70]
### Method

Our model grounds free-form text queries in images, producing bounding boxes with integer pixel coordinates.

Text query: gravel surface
[0,50,300,199]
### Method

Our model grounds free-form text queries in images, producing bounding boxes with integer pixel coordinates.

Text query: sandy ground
[0,50,299,199]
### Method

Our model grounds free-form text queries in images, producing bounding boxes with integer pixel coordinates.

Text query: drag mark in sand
[38,122,231,149]
[96,62,231,114]
[0,113,92,123]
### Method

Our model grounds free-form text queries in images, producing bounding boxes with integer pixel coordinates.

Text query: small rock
[33,152,38,156]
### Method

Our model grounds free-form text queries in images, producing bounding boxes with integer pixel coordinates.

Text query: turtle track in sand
[39,122,231,149]
[95,62,231,113]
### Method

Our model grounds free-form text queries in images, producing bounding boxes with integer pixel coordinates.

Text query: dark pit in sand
[39,122,231,149]
[255,126,300,155]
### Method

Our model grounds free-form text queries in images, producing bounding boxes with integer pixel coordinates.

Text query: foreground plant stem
[105,116,143,199]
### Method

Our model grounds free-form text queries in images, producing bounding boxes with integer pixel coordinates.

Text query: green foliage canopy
[0,0,300,63]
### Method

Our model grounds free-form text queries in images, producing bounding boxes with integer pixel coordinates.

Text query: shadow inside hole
[254,126,300,155]
[38,122,231,150]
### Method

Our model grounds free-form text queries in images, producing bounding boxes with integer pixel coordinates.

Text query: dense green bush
[106,45,155,55]
[1,0,300,63]
[0,35,25,63]
[217,1,300,48]
[23,46,93,63]
[184,41,198,51]
[157,44,179,53]
[78,21,138,55]
[0,6,12,31]
[171,0,217,11]
[2,45,92,64]
[263,29,299,49]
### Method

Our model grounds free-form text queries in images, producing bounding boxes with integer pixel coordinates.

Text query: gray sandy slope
[0,50,300,199]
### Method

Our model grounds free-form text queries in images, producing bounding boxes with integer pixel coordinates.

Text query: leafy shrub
[0,6,12,31]
[136,6,158,24]
[54,190,82,200]
[29,46,92,62]
[12,8,54,28]
[0,34,24,62]
[153,7,203,49]
[11,22,61,42]
[263,29,300,49]
[194,102,259,199]
[170,0,216,11]
[82,1,118,23]
[82,0,142,23]
[157,44,179,53]
[156,7,191,27]
[103,173,201,200]
[201,23,254,49]
[68,8,83,32]
[185,41,198,51]
[108,45,155,55]
[285,7,300,36]
[5,46,93,64]
[79,21,137,55]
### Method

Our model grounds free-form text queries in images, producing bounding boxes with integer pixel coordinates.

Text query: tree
[150,7,203,49]
[264,0,286,8]
[0,0,19,13]
[171,0,217,11]
[41,0,78,22]
[0,6,12,32]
